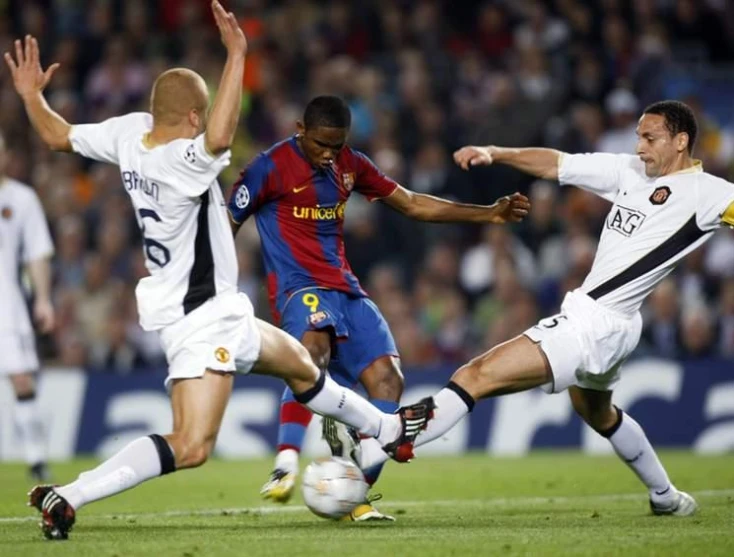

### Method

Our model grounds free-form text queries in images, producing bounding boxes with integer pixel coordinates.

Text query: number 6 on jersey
[138,208,171,268]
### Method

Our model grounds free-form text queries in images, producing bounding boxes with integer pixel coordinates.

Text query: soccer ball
[301,457,368,519]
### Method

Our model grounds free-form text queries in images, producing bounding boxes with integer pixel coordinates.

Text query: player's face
[635,113,687,178]
[297,124,348,169]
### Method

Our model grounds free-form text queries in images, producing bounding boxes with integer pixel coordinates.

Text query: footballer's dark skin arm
[380,185,530,224]
[228,212,242,236]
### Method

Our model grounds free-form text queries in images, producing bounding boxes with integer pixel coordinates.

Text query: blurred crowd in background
[1,0,734,372]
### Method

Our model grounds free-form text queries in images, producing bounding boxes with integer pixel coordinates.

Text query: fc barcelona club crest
[650,186,671,205]
[342,172,355,191]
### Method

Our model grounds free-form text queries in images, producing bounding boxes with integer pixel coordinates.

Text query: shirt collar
[668,159,703,176]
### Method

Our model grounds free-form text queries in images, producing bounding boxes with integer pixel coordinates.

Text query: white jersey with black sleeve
[69,112,238,331]
[559,152,734,316]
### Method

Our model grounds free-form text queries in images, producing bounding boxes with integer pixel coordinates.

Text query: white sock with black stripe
[294,372,400,445]
[55,436,173,511]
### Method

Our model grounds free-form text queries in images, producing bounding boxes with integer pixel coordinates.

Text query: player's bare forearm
[205,52,245,155]
[228,211,243,236]
[21,92,72,151]
[405,194,495,223]
[26,257,52,303]
[205,2,247,155]
[492,147,562,181]
[382,187,529,224]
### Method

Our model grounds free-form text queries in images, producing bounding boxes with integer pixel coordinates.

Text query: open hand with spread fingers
[4,35,60,99]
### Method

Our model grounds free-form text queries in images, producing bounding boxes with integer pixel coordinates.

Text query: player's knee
[587,406,618,433]
[285,343,321,393]
[295,343,320,379]
[569,391,590,421]
[573,401,615,432]
[569,389,616,432]
[172,435,214,469]
[303,343,329,371]
[362,361,404,401]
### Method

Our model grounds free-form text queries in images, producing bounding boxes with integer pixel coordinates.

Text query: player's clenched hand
[453,145,498,170]
[488,192,531,224]
[33,298,55,334]
[212,1,247,56]
[4,35,60,99]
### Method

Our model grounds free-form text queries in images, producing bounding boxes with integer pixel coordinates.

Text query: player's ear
[189,109,202,132]
[296,120,305,137]
[676,132,689,153]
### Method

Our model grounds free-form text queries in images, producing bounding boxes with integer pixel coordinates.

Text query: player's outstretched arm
[205,0,247,156]
[454,145,562,181]
[381,186,530,224]
[4,35,70,151]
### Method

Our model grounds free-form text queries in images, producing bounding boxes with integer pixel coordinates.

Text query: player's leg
[319,297,405,521]
[358,356,403,486]
[9,370,49,481]
[569,386,697,516]
[3,332,49,481]
[32,370,232,540]
[358,334,552,469]
[262,330,330,502]
[251,319,427,457]
[322,296,404,481]
[276,331,330,460]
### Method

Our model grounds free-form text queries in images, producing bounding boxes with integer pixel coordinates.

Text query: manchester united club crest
[214,347,230,363]
[649,186,671,205]
[1,206,12,220]
[342,172,355,192]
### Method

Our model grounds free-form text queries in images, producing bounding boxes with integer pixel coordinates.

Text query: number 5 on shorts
[302,293,320,313]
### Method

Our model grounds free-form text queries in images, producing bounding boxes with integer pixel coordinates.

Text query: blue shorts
[280,288,399,387]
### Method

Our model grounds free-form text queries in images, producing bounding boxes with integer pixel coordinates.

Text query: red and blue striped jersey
[228,136,398,322]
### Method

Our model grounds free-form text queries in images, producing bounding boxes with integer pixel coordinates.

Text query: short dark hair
[303,96,351,130]
[643,100,698,154]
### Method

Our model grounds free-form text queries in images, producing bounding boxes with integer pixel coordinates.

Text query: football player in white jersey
[0,132,55,482]
[5,2,432,540]
[353,100,734,516]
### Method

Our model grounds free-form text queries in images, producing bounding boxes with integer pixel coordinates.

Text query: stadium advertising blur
[0,358,732,461]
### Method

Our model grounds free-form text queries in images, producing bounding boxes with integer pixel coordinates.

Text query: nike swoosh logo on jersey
[293,185,309,193]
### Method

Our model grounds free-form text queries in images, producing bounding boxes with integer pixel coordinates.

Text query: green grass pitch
[1,452,733,556]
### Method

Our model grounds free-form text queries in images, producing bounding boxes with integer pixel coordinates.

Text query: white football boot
[650,489,698,516]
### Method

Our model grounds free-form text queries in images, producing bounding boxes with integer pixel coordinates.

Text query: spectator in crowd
[1,0,733,371]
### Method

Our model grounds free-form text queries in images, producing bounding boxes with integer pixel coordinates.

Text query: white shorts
[0,332,39,375]
[524,290,642,393]
[158,291,262,389]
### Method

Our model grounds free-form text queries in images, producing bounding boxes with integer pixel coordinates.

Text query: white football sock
[298,374,400,445]
[274,448,299,475]
[606,411,675,505]
[56,436,168,510]
[359,387,472,469]
[15,396,46,466]
[413,388,471,447]
[359,438,389,469]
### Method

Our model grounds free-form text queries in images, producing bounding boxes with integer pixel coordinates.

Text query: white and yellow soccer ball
[301,457,368,519]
